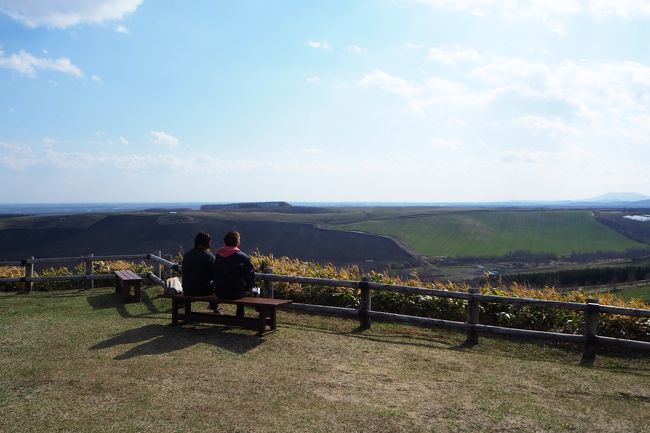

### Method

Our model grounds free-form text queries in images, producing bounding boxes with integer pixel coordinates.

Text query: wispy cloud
[91,74,102,83]
[431,138,464,151]
[0,0,143,29]
[412,0,650,34]
[0,48,84,78]
[307,40,333,51]
[347,45,367,54]
[149,131,180,147]
[360,70,420,98]
[115,24,129,34]
[428,46,482,65]
[403,42,423,50]
[0,141,36,170]
[119,136,129,145]
[306,76,321,83]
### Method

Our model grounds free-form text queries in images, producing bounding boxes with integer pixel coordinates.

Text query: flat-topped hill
[0,212,413,268]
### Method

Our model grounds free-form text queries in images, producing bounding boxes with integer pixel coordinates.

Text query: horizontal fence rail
[2,254,650,364]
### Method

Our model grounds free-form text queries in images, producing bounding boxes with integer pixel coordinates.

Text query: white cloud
[149,131,180,147]
[500,149,544,164]
[306,76,320,83]
[0,142,35,170]
[91,74,102,83]
[115,24,129,33]
[428,46,482,65]
[347,45,367,54]
[515,115,579,139]
[42,147,280,176]
[412,0,650,34]
[307,40,333,51]
[359,70,420,98]
[362,53,650,150]
[0,0,143,28]
[119,136,129,145]
[431,138,464,151]
[403,42,423,50]
[0,48,83,78]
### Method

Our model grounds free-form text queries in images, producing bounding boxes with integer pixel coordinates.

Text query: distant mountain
[582,192,650,202]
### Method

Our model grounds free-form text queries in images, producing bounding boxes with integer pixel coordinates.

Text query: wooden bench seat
[161,294,292,336]
[114,270,143,302]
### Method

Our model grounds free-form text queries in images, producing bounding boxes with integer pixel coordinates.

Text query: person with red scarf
[213,231,255,315]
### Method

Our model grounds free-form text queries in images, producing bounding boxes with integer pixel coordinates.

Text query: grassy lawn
[335,210,646,257]
[1,286,649,433]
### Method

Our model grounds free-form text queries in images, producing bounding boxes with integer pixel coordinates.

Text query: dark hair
[223,230,240,247]
[194,231,211,249]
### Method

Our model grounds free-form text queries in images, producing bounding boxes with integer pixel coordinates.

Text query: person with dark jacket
[181,232,215,296]
[213,231,255,316]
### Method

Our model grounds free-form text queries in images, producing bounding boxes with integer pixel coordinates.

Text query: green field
[334,210,647,257]
[616,284,650,302]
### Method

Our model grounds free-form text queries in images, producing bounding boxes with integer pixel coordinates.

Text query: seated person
[180,231,218,311]
[213,231,255,316]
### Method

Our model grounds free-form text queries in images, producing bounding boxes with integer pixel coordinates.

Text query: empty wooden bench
[114,270,143,302]
[161,294,292,336]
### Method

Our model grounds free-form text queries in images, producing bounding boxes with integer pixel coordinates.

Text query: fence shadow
[89,323,262,360]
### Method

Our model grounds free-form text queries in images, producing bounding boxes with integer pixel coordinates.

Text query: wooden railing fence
[2,254,650,364]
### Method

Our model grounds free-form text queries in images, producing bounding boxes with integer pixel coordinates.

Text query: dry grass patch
[0,287,649,433]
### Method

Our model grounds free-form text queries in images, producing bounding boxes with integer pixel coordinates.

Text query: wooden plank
[369,310,471,331]
[475,294,589,311]
[369,282,472,300]
[91,254,149,261]
[286,303,359,318]
[255,273,359,289]
[147,253,176,267]
[598,335,650,351]
[598,305,650,318]
[473,323,585,344]
[27,256,83,264]
[0,277,23,283]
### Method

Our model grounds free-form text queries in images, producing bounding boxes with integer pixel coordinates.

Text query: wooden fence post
[359,276,372,329]
[263,267,274,298]
[85,253,94,289]
[581,297,600,366]
[23,256,34,293]
[465,287,480,345]
[154,250,162,279]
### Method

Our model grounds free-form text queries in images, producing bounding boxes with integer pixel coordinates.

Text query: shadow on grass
[284,319,455,350]
[86,290,165,318]
[90,323,262,360]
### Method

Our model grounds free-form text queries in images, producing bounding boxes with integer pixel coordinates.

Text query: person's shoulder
[205,250,215,260]
[235,250,252,261]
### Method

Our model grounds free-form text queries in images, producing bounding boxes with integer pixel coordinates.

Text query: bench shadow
[87,290,164,318]
[90,323,262,360]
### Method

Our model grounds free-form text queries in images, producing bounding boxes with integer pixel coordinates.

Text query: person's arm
[243,257,255,290]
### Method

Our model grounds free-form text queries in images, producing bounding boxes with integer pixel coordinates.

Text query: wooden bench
[114,270,143,302]
[161,294,292,336]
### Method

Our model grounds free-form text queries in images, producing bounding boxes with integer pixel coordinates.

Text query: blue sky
[1,0,650,203]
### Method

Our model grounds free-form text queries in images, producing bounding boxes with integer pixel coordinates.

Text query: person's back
[213,231,255,300]
[181,232,215,296]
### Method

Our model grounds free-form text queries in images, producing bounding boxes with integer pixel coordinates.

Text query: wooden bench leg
[171,299,179,326]
[270,307,278,330]
[257,307,268,336]
[184,300,192,324]
[132,282,141,303]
